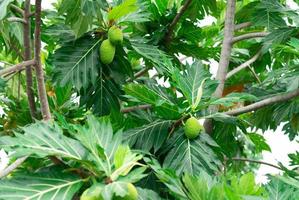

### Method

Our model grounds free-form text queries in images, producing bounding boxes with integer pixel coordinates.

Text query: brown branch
[226,49,262,79]
[121,104,152,113]
[0,60,35,76]
[34,0,51,120]
[126,68,150,82]
[0,156,28,179]
[7,17,27,24]
[204,0,236,134]
[234,22,252,31]
[225,88,299,116]
[232,32,269,44]
[10,4,24,16]
[229,157,282,170]
[164,0,192,45]
[24,0,37,119]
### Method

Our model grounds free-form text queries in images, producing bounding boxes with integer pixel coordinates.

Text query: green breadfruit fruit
[115,183,138,200]
[184,117,203,139]
[108,26,123,45]
[80,184,104,200]
[100,39,116,64]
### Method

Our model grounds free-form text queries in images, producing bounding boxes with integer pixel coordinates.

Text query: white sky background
[1,0,299,184]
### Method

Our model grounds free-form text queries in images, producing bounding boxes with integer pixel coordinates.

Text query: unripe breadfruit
[184,117,203,139]
[80,184,103,200]
[100,39,116,64]
[108,26,123,45]
[115,183,138,200]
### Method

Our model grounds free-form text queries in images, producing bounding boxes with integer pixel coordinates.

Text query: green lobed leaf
[73,115,122,175]
[0,121,88,160]
[108,0,138,21]
[162,129,221,175]
[52,35,101,90]
[0,0,13,20]
[0,170,83,200]
[266,176,299,200]
[124,120,172,152]
[172,61,218,110]
[124,83,181,119]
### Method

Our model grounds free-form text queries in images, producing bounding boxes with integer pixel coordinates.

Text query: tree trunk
[34,0,51,120]
[24,0,37,119]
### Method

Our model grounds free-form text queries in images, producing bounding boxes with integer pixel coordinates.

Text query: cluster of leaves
[0,0,299,199]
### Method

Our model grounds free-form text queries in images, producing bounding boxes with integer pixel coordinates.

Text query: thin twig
[126,68,150,82]
[232,32,269,44]
[0,60,35,77]
[164,0,192,45]
[225,88,299,116]
[10,4,24,16]
[226,49,262,79]
[234,22,252,31]
[229,157,282,170]
[0,156,28,179]
[7,17,27,24]
[34,0,51,120]
[248,66,261,84]
[121,104,152,113]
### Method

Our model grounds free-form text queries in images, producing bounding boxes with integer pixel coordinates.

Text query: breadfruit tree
[0,0,299,199]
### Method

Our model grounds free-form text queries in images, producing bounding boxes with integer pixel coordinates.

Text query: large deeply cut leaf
[124,83,181,119]
[0,0,13,20]
[73,115,122,175]
[172,61,218,109]
[0,171,83,200]
[0,121,87,160]
[124,120,172,152]
[52,35,100,89]
[266,176,299,200]
[162,129,221,175]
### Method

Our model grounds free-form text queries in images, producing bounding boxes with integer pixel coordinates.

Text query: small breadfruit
[108,26,123,45]
[115,183,138,200]
[100,39,115,64]
[184,117,203,139]
[80,184,103,200]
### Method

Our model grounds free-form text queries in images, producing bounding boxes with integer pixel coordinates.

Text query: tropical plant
[0,0,299,199]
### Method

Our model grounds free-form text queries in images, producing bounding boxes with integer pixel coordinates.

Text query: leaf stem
[228,157,282,170]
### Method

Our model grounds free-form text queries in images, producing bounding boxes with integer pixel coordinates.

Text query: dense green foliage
[0,0,299,199]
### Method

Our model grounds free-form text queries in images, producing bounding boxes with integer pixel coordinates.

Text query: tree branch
[164,0,192,45]
[126,68,150,82]
[225,88,299,116]
[0,60,35,76]
[226,49,262,79]
[121,104,152,113]
[229,157,282,170]
[34,0,51,120]
[204,0,236,134]
[7,17,26,24]
[0,156,28,179]
[232,32,269,44]
[234,22,252,31]
[10,4,24,16]
[24,0,37,119]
